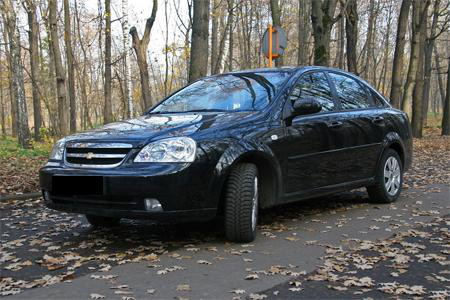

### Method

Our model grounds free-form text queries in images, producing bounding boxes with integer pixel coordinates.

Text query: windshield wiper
[183,109,230,113]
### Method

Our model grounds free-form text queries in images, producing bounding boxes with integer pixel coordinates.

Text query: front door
[280,71,342,196]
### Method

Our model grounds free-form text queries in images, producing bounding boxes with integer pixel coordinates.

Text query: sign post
[262,25,287,68]
[268,25,273,68]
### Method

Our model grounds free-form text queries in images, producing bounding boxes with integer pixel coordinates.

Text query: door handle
[327,121,343,128]
[372,116,384,123]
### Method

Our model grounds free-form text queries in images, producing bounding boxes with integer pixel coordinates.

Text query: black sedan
[40,66,412,242]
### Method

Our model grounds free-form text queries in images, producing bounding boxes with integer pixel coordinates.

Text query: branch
[142,0,158,46]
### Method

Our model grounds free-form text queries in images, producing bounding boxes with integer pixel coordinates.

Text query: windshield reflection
[151,72,290,113]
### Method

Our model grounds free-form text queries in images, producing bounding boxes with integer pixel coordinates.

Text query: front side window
[151,72,290,113]
[289,72,335,112]
[328,73,373,109]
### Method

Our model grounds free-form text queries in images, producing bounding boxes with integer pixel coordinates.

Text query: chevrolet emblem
[86,152,94,159]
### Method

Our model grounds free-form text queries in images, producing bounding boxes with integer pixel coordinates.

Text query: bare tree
[345,0,358,74]
[121,0,133,117]
[188,0,210,82]
[442,57,450,135]
[130,0,157,109]
[104,0,113,123]
[298,0,310,66]
[390,0,411,108]
[49,0,69,136]
[310,0,338,66]
[3,0,31,147]
[1,17,17,137]
[23,0,42,140]
[401,0,430,118]
[411,9,427,138]
[210,0,219,74]
[64,0,76,132]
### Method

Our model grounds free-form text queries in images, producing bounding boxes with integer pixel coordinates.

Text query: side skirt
[279,177,375,205]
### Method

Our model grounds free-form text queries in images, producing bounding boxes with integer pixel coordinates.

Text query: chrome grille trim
[64,142,132,168]
[66,153,126,159]
[65,142,132,148]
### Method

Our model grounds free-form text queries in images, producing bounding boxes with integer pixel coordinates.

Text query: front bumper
[39,162,221,221]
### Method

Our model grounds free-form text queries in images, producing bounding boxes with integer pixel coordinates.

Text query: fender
[377,131,409,172]
[211,138,283,209]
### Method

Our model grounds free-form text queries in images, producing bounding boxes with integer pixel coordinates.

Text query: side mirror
[292,97,322,116]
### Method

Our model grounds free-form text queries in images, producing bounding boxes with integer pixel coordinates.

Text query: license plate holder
[52,176,103,195]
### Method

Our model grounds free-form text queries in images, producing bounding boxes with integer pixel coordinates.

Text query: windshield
[151,72,291,113]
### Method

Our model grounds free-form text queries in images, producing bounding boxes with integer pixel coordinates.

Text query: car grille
[64,142,132,168]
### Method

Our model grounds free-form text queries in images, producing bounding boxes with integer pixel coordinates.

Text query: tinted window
[290,72,335,112]
[152,72,290,113]
[371,90,386,107]
[328,73,372,110]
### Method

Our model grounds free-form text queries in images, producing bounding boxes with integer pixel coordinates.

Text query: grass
[0,136,52,159]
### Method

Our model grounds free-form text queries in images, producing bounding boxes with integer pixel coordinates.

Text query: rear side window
[290,72,335,112]
[328,73,373,110]
[371,90,387,107]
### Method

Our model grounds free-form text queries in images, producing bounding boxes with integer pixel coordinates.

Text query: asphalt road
[1,184,449,299]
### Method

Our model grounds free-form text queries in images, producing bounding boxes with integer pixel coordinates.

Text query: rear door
[326,72,385,182]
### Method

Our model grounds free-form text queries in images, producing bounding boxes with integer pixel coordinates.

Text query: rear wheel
[85,215,120,227]
[367,149,403,203]
[224,163,259,243]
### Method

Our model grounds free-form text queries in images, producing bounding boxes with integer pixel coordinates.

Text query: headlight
[134,137,197,163]
[49,139,65,160]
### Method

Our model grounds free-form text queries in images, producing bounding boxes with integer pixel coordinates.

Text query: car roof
[222,66,357,75]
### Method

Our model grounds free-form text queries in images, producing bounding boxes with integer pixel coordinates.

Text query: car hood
[64,111,256,147]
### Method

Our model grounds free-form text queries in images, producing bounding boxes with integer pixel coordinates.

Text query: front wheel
[367,149,403,203]
[85,215,121,227]
[224,163,259,243]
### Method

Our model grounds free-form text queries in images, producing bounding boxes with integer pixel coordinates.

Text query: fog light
[144,198,162,212]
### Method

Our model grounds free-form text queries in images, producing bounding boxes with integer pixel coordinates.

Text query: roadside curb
[0,192,41,202]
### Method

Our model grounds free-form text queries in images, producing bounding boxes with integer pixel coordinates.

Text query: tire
[85,215,120,227]
[224,163,259,243]
[367,149,403,203]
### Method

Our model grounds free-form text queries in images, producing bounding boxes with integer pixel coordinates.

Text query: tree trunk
[1,18,17,137]
[188,0,210,82]
[298,0,310,66]
[121,0,133,118]
[270,0,283,67]
[411,16,426,138]
[442,58,450,135]
[361,0,375,80]
[210,0,219,74]
[390,0,411,108]
[401,0,430,119]
[24,0,42,140]
[4,0,31,148]
[0,67,6,136]
[64,0,76,132]
[310,0,338,66]
[49,0,69,136]
[130,0,157,109]
[104,0,113,123]
[345,0,358,74]
[335,3,344,69]
[434,46,446,106]
[422,0,440,127]
[227,0,234,72]
[164,0,169,96]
